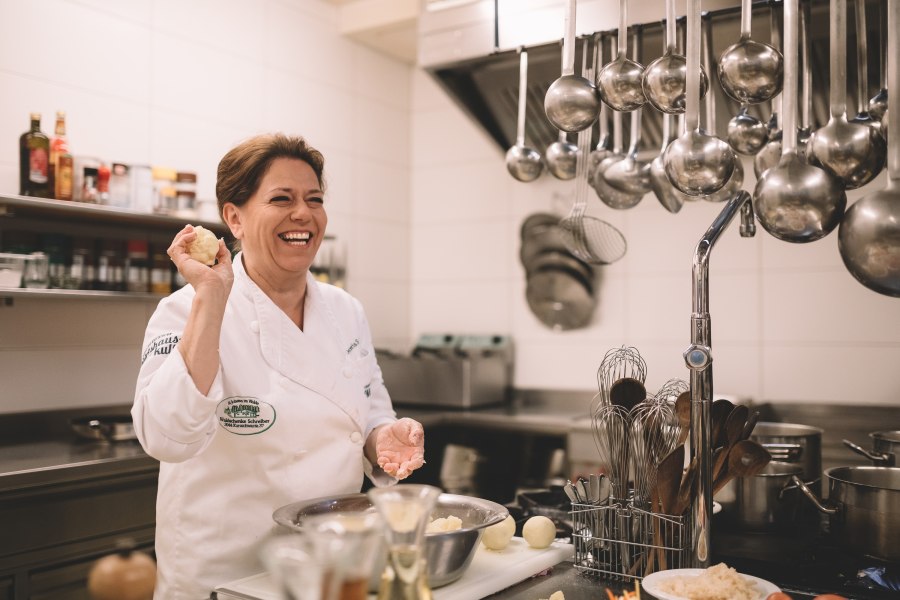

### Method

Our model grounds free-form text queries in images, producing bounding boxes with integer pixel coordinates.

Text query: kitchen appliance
[69,415,136,442]
[377,334,512,408]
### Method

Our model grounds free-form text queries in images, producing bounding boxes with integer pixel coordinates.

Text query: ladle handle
[685,0,701,131]
[597,34,610,142]
[740,0,753,38]
[561,0,577,75]
[889,0,899,181]
[660,112,672,153]
[800,0,812,129]
[782,0,799,154]
[618,0,628,56]
[516,50,528,147]
[828,0,848,118]
[769,2,782,127]
[702,13,715,133]
[854,0,868,115]
[613,102,623,153]
[628,109,641,155]
[665,0,676,51]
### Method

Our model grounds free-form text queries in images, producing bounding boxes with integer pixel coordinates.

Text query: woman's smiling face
[224,157,327,285]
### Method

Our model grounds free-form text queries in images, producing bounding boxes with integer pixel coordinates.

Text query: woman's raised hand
[373,418,426,480]
[168,224,234,295]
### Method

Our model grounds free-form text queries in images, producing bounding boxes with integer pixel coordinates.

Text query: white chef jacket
[132,252,398,599]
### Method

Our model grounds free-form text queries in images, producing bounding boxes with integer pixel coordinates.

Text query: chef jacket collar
[232,252,348,399]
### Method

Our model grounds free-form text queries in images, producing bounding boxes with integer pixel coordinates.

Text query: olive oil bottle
[19,113,51,197]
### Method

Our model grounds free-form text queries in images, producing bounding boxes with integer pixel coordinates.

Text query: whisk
[629,400,681,508]
[653,378,689,404]
[590,397,631,501]
[596,346,648,405]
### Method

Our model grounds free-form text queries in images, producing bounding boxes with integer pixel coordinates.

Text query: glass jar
[125,239,150,293]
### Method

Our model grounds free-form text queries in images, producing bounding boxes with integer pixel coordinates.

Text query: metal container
[70,415,136,442]
[272,492,508,590]
[843,430,900,466]
[733,462,804,531]
[751,422,823,488]
[795,466,900,563]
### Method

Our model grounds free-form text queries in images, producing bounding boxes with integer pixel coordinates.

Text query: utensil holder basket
[571,502,689,581]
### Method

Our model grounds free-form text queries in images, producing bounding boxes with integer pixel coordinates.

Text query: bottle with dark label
[19,113,51,197]
[49,111,69,196]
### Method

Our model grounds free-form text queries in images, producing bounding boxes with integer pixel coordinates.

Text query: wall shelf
[0,288,166,303]
[0,193,227,235]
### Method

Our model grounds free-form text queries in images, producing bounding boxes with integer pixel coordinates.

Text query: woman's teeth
[278,232,311,246]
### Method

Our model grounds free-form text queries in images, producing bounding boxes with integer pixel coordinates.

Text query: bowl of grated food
[642,563,780,600]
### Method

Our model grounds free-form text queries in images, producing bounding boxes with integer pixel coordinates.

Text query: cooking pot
[70,416,136,442]
[751,422,822,489]
[733,462,804,531]
[843,431,900,466]
[795,466,900,563]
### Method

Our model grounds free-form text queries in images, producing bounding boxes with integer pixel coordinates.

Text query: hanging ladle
[545,0,600,133]
[755,0,846,243]
[753,3,784,178]
[546,130,579,180]
[701,11,744,203]
[727,105,768,155]
[838,0,900,297]
[597,0,646,112]
[642,0,708,114]
[594,108,644,208]
[506,49,543,182]
[588,35,613,183]
[867,2,888,126]
[847,0,887,172]
[664,0,736,196]
[718,0,784,104]
[650,113,690,213]
[809,0,884,189]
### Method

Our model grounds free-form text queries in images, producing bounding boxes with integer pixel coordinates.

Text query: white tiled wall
[2,1,898,415]
[0,0,411,413]
[409,68,900,406]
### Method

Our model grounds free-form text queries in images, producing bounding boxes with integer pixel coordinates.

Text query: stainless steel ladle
[544,0,601,133]
[597,0,646,112]
[593,108,644,208]
[754,0,846,243]
[664,0,736,196]
[650,113,690,213]
[848,0,887,159]
[809,0,884,189]
[588,35,613,183]
[754,4,784,177]
[506,49,544,182]
[546,130,579,180]
[717,0,784,104]
[727,104,768,155]
[838,1,900,297]
[642,0,708,114]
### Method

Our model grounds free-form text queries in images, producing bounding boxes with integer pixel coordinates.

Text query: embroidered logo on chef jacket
[141,332,180,364]
[217,396,276,435]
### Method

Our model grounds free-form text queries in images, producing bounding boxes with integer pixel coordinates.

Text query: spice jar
[125,240,150,293]
[150,250,172,295]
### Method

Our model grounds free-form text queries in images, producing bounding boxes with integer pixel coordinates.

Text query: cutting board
[213,537,574,600]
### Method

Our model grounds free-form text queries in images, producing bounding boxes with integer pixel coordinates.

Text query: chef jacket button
[250,321,260,333]
[342,366,353,378]
[361,349,369,357]
[350,431,363,444]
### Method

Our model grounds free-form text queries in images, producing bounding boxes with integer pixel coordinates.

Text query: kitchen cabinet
[0,193,230,302]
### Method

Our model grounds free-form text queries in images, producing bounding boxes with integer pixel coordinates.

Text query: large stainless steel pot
[843,430,900,466]
[751,422,822,489]
[733,461,804,531]
[795,466,900,563]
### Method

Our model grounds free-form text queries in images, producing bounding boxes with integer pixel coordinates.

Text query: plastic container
[0,253,27,288]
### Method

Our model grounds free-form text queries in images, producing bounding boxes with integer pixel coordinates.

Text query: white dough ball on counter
[522,515,555,549]
[188,225,219,265]
[481,515,515,551]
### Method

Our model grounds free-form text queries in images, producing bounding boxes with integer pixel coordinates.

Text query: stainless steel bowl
[272,492,508,589]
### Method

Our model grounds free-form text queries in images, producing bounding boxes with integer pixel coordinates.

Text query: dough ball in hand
[522,515,555,549]
[481,515,515,551]
[188,226,219,265]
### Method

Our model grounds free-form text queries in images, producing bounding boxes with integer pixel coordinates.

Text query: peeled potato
[481,515,515,551]
[188,225,218,265]
[549,592,565,600]
[522,515,555,549]
[426,515,462,533]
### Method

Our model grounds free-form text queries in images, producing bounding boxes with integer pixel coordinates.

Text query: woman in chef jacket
[132,133,425,599]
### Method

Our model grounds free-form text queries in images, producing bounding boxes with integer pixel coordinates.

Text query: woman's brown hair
[215,133,325,218]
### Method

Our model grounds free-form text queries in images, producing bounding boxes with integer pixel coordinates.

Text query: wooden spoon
[711,398,734,448]
[714,439,772,493]
[741,410,760,440]
[610,377,647,411]
[656,444,685,516]
[674,391,691,445]
[673,457,697,517]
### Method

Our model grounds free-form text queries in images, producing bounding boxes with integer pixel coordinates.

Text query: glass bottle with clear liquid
[368,484,440,600]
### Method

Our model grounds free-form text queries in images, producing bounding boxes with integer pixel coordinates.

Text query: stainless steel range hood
[418,0,883,155]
